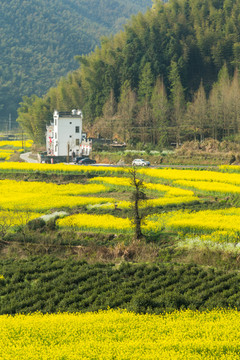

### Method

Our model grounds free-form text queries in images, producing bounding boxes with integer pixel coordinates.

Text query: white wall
[53,114,82,156]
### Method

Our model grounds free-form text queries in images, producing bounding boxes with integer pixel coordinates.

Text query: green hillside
[18,0,240,146]
[0,0,152,129]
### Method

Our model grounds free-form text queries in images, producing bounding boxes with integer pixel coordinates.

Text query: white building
[46,110,92,158]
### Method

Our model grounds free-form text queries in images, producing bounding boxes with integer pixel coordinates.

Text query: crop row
[1,258,240,315]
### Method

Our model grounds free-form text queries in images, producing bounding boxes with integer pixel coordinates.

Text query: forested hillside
[18,0,240,146]
[0,0,152,129]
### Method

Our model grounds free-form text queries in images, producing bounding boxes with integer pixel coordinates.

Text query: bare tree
[185,80,209,141]
[117,81,137,143]
[129,168,147,240]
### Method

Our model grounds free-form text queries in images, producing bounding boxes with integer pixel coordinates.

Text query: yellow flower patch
[0,309,240,359]
[57,213,132,232]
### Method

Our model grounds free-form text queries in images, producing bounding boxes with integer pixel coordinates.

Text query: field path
[20,152,38,163]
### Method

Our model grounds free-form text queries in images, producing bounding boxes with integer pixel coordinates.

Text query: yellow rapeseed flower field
[1,164,240,241]
[146,207,240,243]
[139,167,240,186]
[90,176,195,196]
[1,309,240,360]
[0,162,127,174]
[0,180,111,212]
[0,210,40,227]
[0,149,15,160]
[219,165,240,173]
[174,179,240,194]
[57,213,133,232]
[0,140,33,149]
[99,195,199,210]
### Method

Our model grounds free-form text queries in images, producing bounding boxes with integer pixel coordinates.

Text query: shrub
[27,218,46,231]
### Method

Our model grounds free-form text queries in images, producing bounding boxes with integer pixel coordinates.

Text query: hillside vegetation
[0,0,152,128]
[18,0,240,145]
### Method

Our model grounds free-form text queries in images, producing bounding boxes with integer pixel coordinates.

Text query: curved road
[20,152,38,163]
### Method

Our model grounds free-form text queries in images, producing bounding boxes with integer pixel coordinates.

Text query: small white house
[46,110,91,158]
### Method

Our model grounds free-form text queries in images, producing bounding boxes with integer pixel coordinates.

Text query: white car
[132,159,150,166]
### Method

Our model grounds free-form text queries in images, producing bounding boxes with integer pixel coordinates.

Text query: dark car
[73,156,85,164]
[78,158,96,165]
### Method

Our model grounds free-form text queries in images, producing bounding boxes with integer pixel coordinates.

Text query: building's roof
[58,112,82,118]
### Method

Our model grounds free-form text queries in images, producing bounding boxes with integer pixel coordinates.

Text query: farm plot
[1,165,240,246]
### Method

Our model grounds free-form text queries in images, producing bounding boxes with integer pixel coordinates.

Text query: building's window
[69,135,72,138]
[76,139,80,146]
[70,122,72,124]
[54,117,57,126]
[75,126,80,133]
[55,145,57,152]
[55,132,57,139]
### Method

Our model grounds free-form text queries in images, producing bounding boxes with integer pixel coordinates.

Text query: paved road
[19,153,217,169]
[20,152,38,163]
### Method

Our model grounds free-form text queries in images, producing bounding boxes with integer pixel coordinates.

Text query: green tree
[17,95,51,144]
[185,80,209,141]
[169,61,185,146]
[135,99,152,144]
[102,89,117,140]
[117,80,137,142]
[138,62,154,103]
[208,64,231,139]
[150,76,169,147]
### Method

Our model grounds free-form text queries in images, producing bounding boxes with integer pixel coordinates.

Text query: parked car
[78,157,96,165]
[132,158,150,166]
[73,156,85,164]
